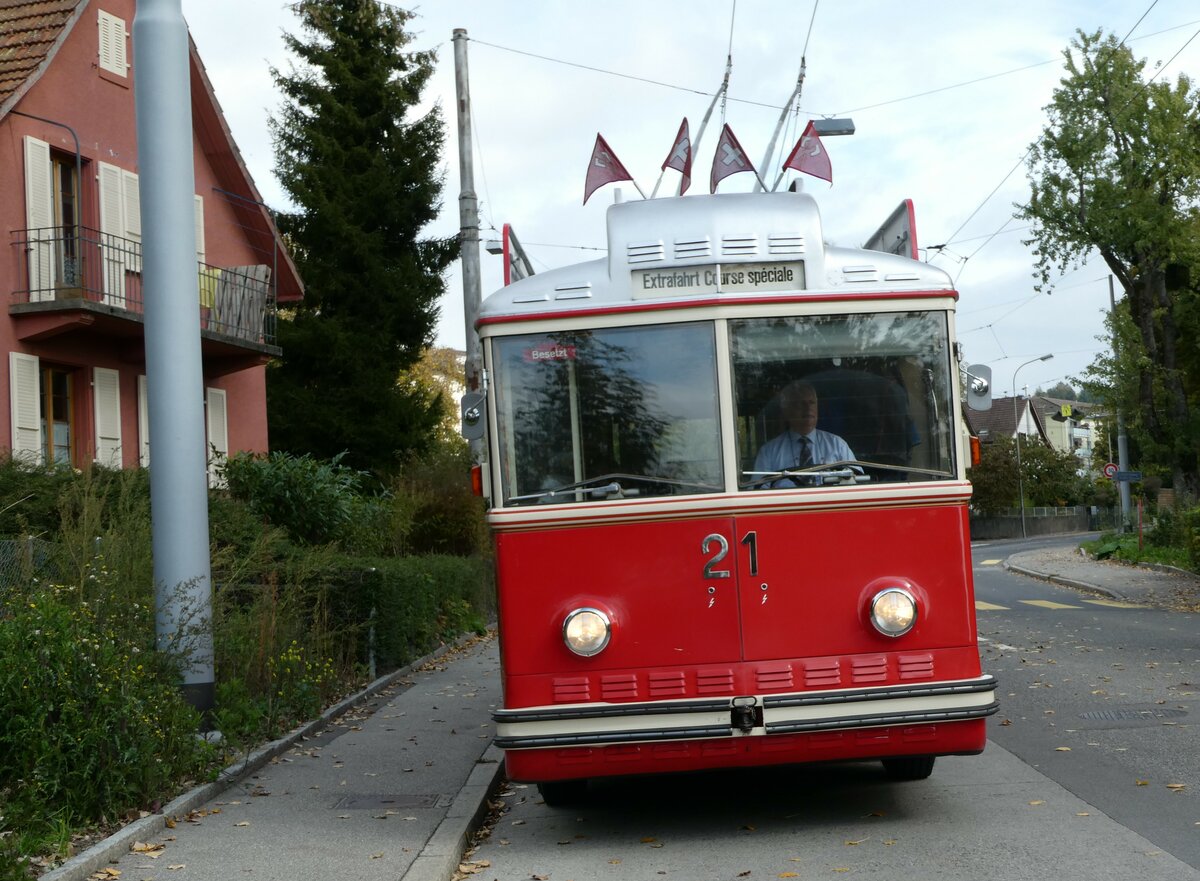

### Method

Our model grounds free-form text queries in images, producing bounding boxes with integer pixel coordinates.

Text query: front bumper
[494,675,998,750]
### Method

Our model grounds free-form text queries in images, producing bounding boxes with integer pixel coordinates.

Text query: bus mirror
[460,392,487,440]
[965,364,991,411]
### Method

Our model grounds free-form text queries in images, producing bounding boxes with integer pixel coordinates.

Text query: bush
[393,443,488,556]
[220,451,373,546]
[0,580,211,843]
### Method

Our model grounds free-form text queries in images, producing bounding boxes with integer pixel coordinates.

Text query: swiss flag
[782,120,832,183]
[583,134,634,204]
[661,118,692,195]
[710,124,755,193]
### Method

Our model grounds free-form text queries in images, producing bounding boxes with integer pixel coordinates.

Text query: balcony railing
[11,225,277,346]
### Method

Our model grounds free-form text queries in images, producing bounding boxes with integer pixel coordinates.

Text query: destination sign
[632,262,805,299]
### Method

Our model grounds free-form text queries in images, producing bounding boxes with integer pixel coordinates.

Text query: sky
[181,0,1200,398]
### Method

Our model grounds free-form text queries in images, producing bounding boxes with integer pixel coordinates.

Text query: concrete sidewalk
[44,633,505,881]
[1005,542,1200,608]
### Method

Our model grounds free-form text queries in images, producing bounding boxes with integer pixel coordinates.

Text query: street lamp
[1013,354,1054,539]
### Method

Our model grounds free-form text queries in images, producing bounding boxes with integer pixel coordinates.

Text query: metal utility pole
[453,30,483,416]
[1109,276,1132,531]
[134,0,214,716]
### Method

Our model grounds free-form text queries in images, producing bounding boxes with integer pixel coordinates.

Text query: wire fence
[0,537,60,594]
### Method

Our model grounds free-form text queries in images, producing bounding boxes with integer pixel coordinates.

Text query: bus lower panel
[503,718,987,783]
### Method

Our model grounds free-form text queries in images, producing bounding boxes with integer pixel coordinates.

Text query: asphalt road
[460,535,1200,880]
[974,534,1200,870]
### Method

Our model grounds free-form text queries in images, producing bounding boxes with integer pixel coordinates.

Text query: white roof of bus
[479,191,955,323]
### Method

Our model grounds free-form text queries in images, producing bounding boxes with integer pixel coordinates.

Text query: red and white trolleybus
[469,189,997,803]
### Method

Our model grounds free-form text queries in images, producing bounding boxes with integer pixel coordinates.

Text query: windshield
[492,322,722,505]
[730,312,956,488]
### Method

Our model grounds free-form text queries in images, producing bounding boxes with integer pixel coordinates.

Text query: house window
[52,154,80,288]
[98,10,127,77]
[41,366,74,466]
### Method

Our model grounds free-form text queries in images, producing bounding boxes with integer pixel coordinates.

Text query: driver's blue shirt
[753,429,856,481]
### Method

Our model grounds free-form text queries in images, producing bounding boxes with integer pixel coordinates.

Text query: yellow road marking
[975,601,1009,610]
[1083,599,1147,609]
[980,559,1002,565]
[1019,599,1082,610]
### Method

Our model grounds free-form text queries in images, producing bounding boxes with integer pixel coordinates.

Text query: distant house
[1031,395,1095,471]
[966,395,1050,447]
[966,394,1096,473]
[1,0,301,479]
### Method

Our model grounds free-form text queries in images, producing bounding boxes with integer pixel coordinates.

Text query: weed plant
[0,447,492,874]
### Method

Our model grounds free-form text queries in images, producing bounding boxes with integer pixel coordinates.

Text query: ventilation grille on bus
[842,265,879,283]
[627,241,666,264]
[768,233,806,255]
[721,235,758,257]
[673,237,711,260]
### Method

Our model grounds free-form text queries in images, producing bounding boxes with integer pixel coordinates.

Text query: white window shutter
[206,387,229,487]
[97,161,126,304]
[137,374,150,468]
[9,352,42,464]
[23,137,53,300]
[97,11,127,77]
[121,169,141,272]
[93,367,122,467]
[194,195,205,264]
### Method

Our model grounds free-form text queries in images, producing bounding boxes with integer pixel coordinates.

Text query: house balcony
[11,226,280,373]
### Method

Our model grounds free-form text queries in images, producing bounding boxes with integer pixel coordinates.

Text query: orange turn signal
[470,464,483,497]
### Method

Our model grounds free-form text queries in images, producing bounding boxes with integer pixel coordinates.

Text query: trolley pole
[133,0,214,717]
[453,30,484,432]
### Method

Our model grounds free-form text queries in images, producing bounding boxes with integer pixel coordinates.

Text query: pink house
[0,0,301,474]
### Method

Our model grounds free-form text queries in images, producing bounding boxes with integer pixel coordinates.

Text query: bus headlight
[870,588,917,637]
[563,607,611,656]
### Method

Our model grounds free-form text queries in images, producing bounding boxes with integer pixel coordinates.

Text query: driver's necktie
[796,435,813,468]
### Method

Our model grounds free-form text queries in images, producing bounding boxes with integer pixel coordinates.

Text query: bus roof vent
[627,240,665,265]
[554,282,593,301]
[842,264,879,283]
[722,235,758,257]
[673,237,711,260]
[768,233,806,256]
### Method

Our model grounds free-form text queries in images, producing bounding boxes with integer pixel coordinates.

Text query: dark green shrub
[394,443,488,556]
[220,451,372,545]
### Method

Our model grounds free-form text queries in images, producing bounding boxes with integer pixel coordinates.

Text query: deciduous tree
[1021,29,1200,499]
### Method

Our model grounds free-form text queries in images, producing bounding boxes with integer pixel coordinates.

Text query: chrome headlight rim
[870,587,918,637]
[562,607,612,657]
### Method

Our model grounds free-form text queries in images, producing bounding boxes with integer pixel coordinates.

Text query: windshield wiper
[510,472,722,503]
[742,459,954,489]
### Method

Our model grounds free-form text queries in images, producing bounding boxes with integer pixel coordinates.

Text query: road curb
[1002,561,1129,602]
[402,745,507,881]
[41,634,486,881]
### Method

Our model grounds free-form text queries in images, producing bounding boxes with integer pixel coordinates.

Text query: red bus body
[476,191,996,787]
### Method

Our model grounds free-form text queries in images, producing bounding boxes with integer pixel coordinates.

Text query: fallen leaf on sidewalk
[1167,783,1187,792]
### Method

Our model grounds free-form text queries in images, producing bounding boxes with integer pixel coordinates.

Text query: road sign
[1114,471,1142,482]
[1102,462,1118,478]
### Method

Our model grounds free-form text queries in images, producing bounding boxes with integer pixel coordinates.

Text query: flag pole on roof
[583,133,645,204]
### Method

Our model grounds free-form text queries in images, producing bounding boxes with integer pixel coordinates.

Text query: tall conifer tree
[267,0,458,474]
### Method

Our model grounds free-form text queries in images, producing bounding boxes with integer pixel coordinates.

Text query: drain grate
[1078,707,1187,724]
[331,794,447,810]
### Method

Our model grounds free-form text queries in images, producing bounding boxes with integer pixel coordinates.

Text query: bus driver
[753,380,855,486]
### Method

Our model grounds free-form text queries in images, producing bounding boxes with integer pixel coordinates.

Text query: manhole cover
[331,794,445,810]
[1078,707,1188,724]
